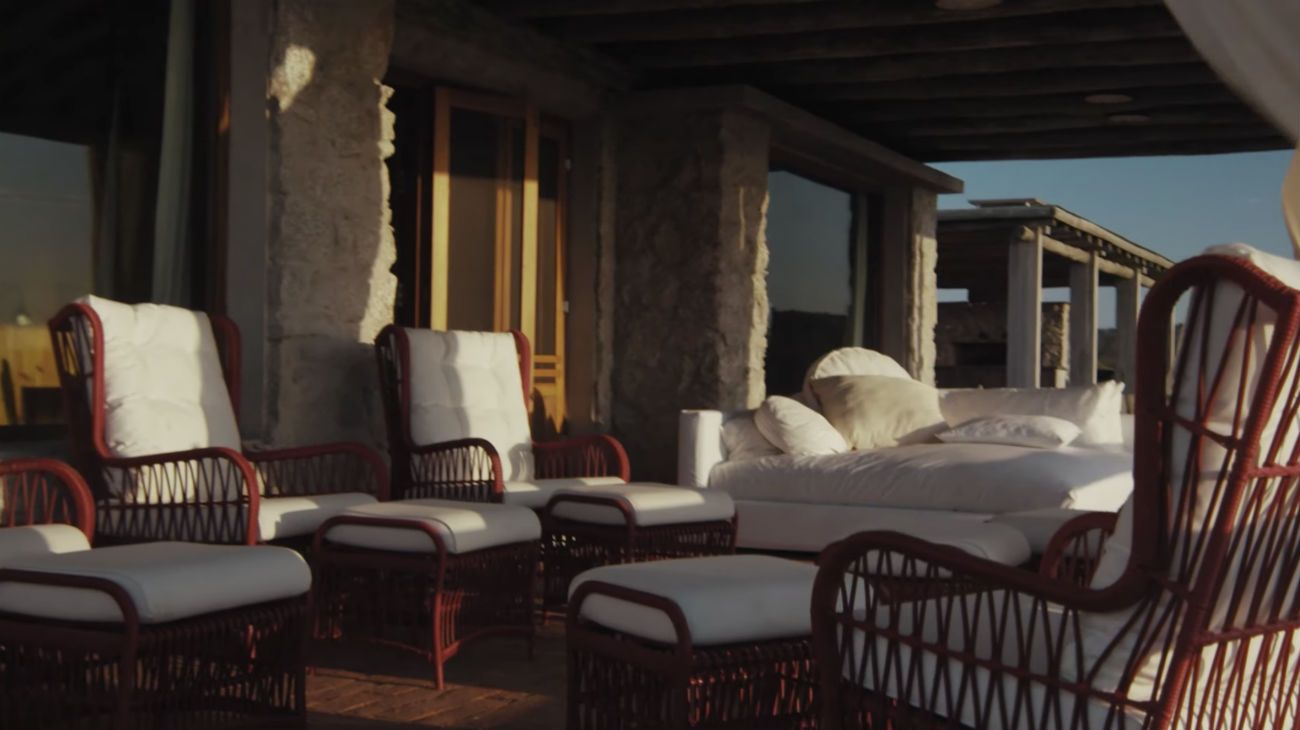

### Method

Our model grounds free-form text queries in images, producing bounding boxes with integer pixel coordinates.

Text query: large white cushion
[500,476,627,509]
[0,524,91,563]
[571,555,815,645]
[86,296,242,463]
[548,482,735,527]
[937,414,1081,450]
[0,542,309,623]
[754,396,849,456]
[403,329,535,481]
[257,492,378,541]
[812,375,945,449]
[323,498,541,554]
[801,347,912,403]
[939,381,1125,448]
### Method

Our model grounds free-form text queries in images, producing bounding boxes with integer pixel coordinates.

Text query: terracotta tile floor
[307,624,565,729]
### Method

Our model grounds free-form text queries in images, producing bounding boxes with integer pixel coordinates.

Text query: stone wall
[934,301,1070,387]
[611,109,770,480]
[265,0,397,447]
[906,189,939,384]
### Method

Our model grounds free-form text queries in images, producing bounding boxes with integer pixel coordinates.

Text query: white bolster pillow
[678,410,725,487]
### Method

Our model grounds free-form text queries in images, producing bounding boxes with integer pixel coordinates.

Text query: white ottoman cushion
[548,482,735,527]
[323,499,541,554]
[987,508,1094,553]
[0,524,92,562]
[258,492,378,540]
[0,542,309,624]
[501,476,627,509]
[571,555,815,645]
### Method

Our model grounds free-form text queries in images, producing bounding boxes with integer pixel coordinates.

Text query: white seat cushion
[987,508,1094,553]
[571,555,815,645]
[0,542,309,624]
[0,524,92,563]
[323,498,541,554]
[257,492,378,541]
[548,482,735,527]
[403,329,535,481]
[500,476,627,509]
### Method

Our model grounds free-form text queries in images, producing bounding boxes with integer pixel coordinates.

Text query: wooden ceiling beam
[540,0,1161,43]
[758,38,1202,85]
[609,8,1181,68]
[889,105,1266,137]
[481,0,830,19]
[804,64,1219,101]
[919,123,1278,149]
[910,133,1288,162]
[833,85,1242,122]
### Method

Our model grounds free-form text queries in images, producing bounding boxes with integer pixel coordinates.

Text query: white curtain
[1162,0,1300,255]
[152,0,196,305]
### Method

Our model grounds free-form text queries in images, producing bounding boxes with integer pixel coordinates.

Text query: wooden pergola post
[1006,229,1043,387]
[1069,250,1099,385]
[1116,273,1142,386]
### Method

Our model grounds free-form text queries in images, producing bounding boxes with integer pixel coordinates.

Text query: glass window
[765,170,855,396]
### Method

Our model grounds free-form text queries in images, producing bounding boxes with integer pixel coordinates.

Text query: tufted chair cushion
[404,329,535,481]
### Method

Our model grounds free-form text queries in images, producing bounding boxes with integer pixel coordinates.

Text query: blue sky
[932,150,1296,326]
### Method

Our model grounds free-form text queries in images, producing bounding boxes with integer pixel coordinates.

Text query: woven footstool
[313,499,541,688]
[567,555,817,730]
[0,540,310,729]
[542,482,736,608]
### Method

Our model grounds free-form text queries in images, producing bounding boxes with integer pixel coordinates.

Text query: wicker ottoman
[567,555,817,730]
[0,540,310,730]
[313,498,541,688]
[542,482,737,608]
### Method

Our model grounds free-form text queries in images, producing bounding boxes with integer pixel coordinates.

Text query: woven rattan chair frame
[811,253,1300,730]
[0,458,308,730]
[566,579,817,729]
[311,514,539,689]
[49,302,388,545]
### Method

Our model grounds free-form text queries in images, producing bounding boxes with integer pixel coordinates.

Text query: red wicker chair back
[813,252,1300,730]
[0,458,94,538]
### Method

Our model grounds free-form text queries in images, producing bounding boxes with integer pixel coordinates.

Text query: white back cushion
[939,381,1124,448]
[404,329,534,481]
[0,524,91,565]
[801,347,912,403]
[87,296,241,458]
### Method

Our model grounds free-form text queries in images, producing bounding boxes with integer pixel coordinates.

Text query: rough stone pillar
[1006,230,1043,388]
[879,187,939,384]
[1115,274,1142,387]
[611,108,770,481]
[265,0,397,447]
[1069,251,1099,386]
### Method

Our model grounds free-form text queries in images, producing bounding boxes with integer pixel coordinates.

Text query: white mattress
[710,443,1132,515]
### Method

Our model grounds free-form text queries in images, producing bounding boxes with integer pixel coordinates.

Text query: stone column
[1069,250,1099,386]
[610,108,771,481]
[1006,229,1043,387]
[264,0,397,447]
[1115,273,1142,387]
[880,187,939,384]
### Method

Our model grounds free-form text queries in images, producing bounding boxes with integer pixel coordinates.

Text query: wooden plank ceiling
[481,0,1291,161]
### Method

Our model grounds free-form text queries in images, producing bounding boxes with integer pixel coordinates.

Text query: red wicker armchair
[374,325,629,503]
[49,298,388,545]
[812,250,1300,730]
[0,458,309,729]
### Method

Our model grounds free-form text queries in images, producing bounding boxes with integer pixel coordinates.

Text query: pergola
[938,199,1174,387]
[480,0,1290,162]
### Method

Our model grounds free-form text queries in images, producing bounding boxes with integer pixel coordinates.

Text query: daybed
[679,349,1134,557]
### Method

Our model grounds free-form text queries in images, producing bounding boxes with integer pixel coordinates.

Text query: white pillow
[801,347,912,403]
[937,414,1081,449]
[754,396,849,456]
[721,412,781,461]
[938,381,1124,448]
[811,375,945,450]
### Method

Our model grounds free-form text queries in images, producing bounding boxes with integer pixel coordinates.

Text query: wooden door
[429,88,568,435]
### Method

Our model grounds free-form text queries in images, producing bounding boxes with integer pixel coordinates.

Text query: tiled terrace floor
[308,624,565,729]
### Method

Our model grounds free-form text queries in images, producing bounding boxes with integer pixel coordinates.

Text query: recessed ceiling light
[935,0,1003,9]
[1085,93,1134,105]
[1109,113,1151,124]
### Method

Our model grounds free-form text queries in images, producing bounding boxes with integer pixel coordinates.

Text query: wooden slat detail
[482,0,831,19]
[835,85,1242,122]
[540,0,1161,43]
[889,106,1266,138]
[925,136,1287,161]
[608,8,1182,68]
